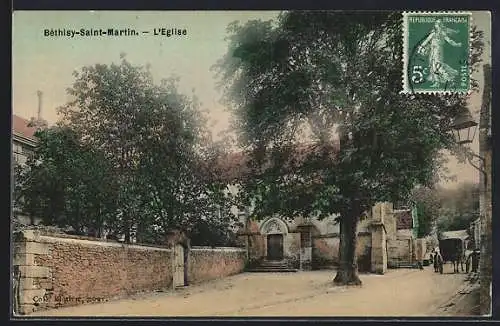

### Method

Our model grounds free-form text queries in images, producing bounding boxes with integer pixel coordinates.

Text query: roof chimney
[37,90,43,121]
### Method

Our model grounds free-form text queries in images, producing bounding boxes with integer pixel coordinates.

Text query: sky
[12,11,491,189]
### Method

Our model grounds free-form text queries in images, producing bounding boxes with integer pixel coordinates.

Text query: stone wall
[312,237,339,268]
[286,232,301,268]
[384,210,397,241]
[239,221,265,261]
[13,230,246,315]
[188,247,246,284]
[413,238,426,262]
[387,238,413,267]
[311,233,372,271]
[248,234,266,260]
[287,231,414,271]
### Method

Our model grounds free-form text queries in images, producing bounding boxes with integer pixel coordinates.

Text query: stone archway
[260,217,288,261]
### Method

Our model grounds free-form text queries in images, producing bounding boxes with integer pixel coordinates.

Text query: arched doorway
[260,217,288,261]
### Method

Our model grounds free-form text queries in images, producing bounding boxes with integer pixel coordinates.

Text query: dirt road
[29,264,472,317]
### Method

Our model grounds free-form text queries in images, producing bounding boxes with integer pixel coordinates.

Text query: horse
[449,251,464,273]
[444,241,465,273]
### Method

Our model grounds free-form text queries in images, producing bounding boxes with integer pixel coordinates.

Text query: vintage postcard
[11,10,492,318]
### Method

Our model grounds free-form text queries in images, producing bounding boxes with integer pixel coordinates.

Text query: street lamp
[450,109,486,176]
[450,109,478,145]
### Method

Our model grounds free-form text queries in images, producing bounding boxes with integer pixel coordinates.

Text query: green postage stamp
[402,12,472,94]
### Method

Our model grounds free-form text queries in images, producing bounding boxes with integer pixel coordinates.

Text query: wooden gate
[267,234,284,260]
[172,244,185,289]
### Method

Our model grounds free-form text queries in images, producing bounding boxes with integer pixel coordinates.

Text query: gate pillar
[370,203,388,274]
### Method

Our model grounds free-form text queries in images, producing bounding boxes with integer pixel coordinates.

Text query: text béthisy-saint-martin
[44,28,188,38]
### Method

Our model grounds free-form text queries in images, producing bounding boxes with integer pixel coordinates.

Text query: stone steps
[247,267,298,273]
[246,260,298,273]
[389,262,423,269]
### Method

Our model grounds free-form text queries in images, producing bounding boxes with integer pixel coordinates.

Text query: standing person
[433,247,442,273]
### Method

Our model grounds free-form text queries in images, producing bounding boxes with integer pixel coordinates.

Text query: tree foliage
[14,127,118,234]
[214,11,484,284]
[16,56,238,246]
[408,182,480,238]
[409,186,442,238]
[437,182,480,232]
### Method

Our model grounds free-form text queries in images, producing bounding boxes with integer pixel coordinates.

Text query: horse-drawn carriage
[433,230,469,274]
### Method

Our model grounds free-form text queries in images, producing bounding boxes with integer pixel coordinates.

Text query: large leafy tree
[14,127,118,234]
[134,76,236,242]
[55,55,236,244]
[58,54,159,241]
[214,11,484,285]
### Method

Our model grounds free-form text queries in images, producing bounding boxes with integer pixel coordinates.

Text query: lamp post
[450,64,491,316]
[450,109,486,179]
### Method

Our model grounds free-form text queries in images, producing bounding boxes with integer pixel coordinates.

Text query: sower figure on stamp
[417,19,463,88]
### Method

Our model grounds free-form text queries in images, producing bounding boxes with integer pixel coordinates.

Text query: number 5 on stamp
[402,12,472,94]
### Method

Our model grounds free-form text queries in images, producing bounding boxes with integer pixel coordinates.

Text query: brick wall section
[395,211,412,230]
[13,231,246,315]
[188,247,246,284]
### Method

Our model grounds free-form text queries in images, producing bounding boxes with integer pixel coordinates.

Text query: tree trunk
[124,215,131,243]
[136,221,144,243]
[334,206,362,286]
